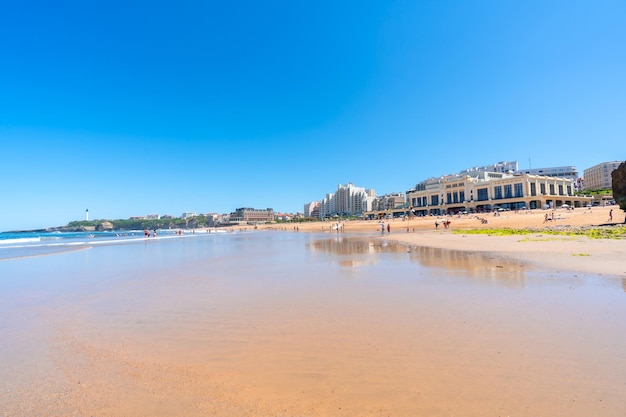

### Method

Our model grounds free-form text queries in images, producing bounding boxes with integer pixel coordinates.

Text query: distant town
[70,160,622,231]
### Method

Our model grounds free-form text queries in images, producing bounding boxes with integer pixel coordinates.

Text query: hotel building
[402,171,592,216]
[230,207,275,223]
[583,161,623,190]
[319,183,376,218]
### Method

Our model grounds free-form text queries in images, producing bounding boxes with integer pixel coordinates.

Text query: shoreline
[381,229,626,277]
[260,205,626,278]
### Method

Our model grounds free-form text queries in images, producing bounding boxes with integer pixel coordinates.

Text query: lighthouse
[86,209,89,221]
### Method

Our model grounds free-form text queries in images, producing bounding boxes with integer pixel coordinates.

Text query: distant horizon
[2,1,624,231]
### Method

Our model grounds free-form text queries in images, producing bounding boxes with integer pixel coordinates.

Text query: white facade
[516,166,579,181]
[459,161,518,176]
[403,172,591,215]
[319,183,376,218]
[372,192,406,211]
[304,201,321,218]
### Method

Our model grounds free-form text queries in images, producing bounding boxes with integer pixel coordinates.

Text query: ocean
[0,229,227,261]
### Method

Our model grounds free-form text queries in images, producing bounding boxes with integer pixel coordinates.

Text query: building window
[477,188,489,201]
[504,184,512,198]
[422,196,427,207]
[515,183,523,197]
[558,185,563,195]
[540,183,546,195]
[453,192,459,203]
[447,193,452,204]
[549,184,555,195]
[494,186,502,200]
[530,183,537,196]
[567,185,572,195]
[459,191,465,202]
[431,195,439,206]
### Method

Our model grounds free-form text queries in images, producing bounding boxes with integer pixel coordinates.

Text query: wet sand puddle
[1,233,625,416]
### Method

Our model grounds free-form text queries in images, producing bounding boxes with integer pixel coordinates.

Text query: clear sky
[1,1,625,231]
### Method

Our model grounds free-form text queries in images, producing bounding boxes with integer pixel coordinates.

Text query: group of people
[434,219,451,229]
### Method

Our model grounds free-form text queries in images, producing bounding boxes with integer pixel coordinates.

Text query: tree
[611,161,626,223]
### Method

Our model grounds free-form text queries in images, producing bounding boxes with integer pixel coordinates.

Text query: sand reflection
[310,236,528,286]
[1,233,625,417]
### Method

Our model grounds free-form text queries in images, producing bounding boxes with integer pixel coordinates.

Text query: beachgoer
[381,222,385,233]
[435,221,439,229]
[387,224,390,233]
[609,209,613,222]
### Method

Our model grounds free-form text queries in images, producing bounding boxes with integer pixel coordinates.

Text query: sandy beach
[270,205,626,277]
[1,206,625,417]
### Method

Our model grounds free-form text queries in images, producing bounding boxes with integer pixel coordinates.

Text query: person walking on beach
[387,223,391,234]
[381,222,385,234]
[609,209,613,222]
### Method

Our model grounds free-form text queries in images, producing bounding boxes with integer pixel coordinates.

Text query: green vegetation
[575,188,612,196]
[275,217,323,224]
[67,215,212,231]
[453,226,626,239]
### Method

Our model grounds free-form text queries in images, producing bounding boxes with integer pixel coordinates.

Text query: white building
[401,171,591,216]
[304,201,321,218]
[319,183,376,218]
[459,161,518,176]
[372,192,406,211]
[516,166,579,182]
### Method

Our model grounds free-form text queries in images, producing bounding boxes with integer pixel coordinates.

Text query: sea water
[0,229,226,261]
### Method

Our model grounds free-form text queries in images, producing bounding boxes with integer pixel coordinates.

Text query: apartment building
[516,166,579,181]
[304,201,321,218]
[319,183,376,218]
[583,161,623,190]
[372,192,406,211]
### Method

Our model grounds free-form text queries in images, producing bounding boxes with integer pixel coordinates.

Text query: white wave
[0,237,42,245]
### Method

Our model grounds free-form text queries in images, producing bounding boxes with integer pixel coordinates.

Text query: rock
[96,221,114,231]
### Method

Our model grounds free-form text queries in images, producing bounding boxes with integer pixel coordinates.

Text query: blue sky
[1,1,625,231]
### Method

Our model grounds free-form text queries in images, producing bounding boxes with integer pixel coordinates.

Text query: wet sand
[284,205,626,277]
[1,227,626,416]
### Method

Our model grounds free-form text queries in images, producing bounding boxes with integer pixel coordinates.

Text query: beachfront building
[229,207,274,224]
[583,161,623,190]
[405,172,592,216]
[372,192,407,212]
[363,171,592,219]
[319,183,376,218]
[516,166,579,182]
[304,201,321,218]
[459,161,519,175]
